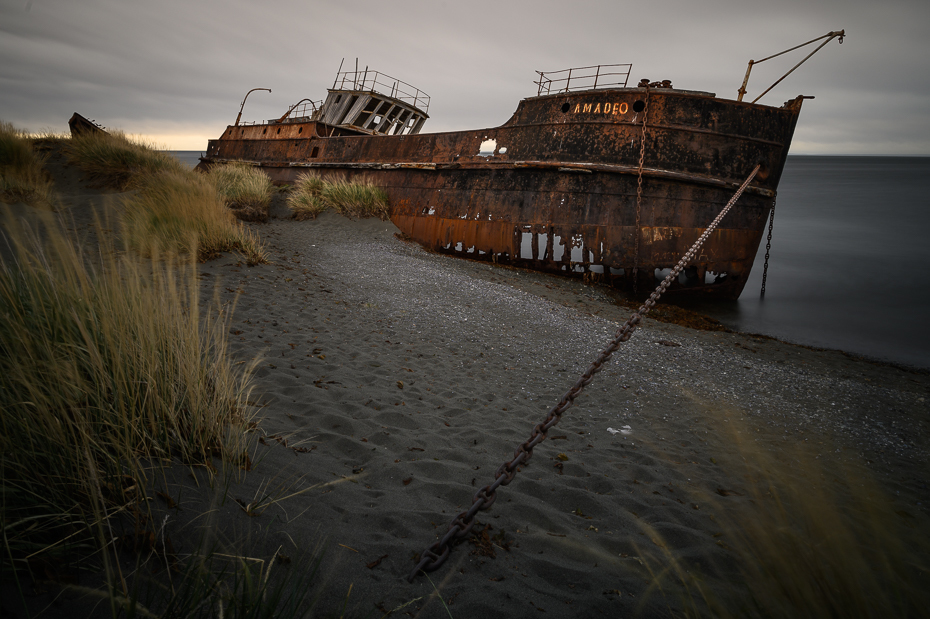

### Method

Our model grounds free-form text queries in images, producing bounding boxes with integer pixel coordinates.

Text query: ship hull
[198,87,803,299]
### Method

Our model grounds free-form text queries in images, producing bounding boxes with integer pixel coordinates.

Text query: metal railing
[534,64,632,96]
[277,99,323,123]
[332,67,430,113]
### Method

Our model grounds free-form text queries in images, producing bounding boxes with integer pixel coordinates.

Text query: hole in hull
[477,138,497,157]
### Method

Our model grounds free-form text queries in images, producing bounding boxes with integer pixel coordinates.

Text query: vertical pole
[334,58,345,89]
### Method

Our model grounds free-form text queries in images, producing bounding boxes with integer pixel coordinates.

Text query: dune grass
[0,121,55,207]
[0,210,259,587]
[121,540,324,619]
[286,172,328,220]
[124,169,268,265]
[60,130,267,264]
[64,129,185,190]
[286,172,389,221]
[206,161,274,223]
[636,426,930,618]
[322,177,390,220]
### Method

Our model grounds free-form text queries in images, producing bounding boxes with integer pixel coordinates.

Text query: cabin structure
[290,67,431,136]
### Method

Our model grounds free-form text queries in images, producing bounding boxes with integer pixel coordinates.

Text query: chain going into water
[632,86,651,293]
[408,164,762,583]
[760,198,776,296]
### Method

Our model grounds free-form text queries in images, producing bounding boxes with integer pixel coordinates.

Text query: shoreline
[163,150,930,372]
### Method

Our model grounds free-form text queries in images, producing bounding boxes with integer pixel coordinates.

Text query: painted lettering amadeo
[571,101,629,115]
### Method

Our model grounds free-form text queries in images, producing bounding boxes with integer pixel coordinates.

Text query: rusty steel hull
[198,87,803,299]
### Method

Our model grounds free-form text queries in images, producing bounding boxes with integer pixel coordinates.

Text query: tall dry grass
[206,161,274,223]
[286,172,389,221]
[286,172,328,220]
[124,169,267,265]
[322,177,390,220]
[58,129,267,264]
[0,121,55,207]
[636,427,930,618]
[0,209,258,570]
[63,129,184,189]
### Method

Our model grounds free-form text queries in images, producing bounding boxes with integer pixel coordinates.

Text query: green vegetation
[62,130,267,264]
[0,127,328,617]
[322,177,390,220]
[0,210,258,586]
[64,129,185,190]
[124,169,268,264]
[286,172,328,220]
[206,161,274,223]
[286,172,390,221]
[127,542,323,619]
[0,121,55,207]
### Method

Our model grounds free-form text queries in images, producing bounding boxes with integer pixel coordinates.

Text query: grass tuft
[285,173,390,221]
[61,131,268,263]
[286,172,328,220]
[0,121,55,207]
[321,177,390,220]
[0,209,258,570]
[636,426,930,618]
[206,161,274,223]
[63,130,184,190]
[123,169,267,265]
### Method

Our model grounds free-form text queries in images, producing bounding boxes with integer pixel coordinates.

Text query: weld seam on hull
[505,120,786,147]
[204,157,775,198]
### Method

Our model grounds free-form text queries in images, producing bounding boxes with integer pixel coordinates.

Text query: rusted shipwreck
[197,36,843,299]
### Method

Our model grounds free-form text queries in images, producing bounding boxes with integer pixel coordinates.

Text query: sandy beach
[6,149,930,617]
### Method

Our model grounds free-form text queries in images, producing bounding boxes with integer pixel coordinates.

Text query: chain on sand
[408,164,762,582]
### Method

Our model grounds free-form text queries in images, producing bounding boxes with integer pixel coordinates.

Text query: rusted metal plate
[197,87,803,299]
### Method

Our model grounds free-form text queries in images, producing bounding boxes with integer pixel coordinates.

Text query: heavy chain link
[407,164,762,583]
[633,86,651,293]
[760,198,776,296]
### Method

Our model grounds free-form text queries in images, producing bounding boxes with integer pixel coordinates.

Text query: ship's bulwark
[199,88,803,299]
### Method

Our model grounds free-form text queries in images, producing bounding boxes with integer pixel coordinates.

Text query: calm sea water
[681,156,930,369]
[167,151,930,369]
[167,151,203,169]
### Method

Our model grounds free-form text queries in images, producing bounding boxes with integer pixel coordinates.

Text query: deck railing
[277,99,323,123]
[534,64,632,96]
[332,68,430,113]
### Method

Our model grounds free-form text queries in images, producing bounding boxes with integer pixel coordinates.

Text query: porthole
[633,100,646,113]
[561,102,570,113]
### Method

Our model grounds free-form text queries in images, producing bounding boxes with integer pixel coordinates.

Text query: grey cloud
[1,0,927,153]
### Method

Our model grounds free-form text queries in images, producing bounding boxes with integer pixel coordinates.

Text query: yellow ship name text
[572,101,629,115]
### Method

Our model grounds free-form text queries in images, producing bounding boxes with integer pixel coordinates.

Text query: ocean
[167,152,930,369]
[681,156,930,370]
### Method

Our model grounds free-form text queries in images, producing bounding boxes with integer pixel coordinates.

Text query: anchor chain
[760,198,776,296]
[408,164,762,583]
[633,85,651,293]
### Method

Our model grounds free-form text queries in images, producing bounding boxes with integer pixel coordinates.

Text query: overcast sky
[2,0,927,154]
